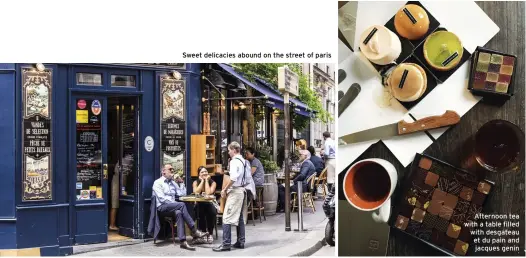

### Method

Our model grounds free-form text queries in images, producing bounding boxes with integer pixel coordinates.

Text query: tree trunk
[246,87,255,148]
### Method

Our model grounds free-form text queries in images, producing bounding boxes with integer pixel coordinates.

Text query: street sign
[278,66,299,97]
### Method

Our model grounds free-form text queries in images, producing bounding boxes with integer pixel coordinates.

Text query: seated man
[307,146,325,177]
[277,150,316,212]
[152,164,207,250]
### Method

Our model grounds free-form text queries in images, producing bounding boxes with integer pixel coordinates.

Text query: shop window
[111,75,136,87]
[76,73,103,86]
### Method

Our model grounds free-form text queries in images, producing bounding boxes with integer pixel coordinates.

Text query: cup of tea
[462,119,525,174]
[343,158,398,223]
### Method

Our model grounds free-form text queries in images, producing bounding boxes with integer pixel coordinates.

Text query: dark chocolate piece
[439,205,453,220]
[447,178,463,195]
[425,171,439,187]
[453,171,479,189]
[444,193,459,209]
[446,223,461,238]
[395,215,409,230]
[471,190,486,206]
[437,177,449,192]
[399,69,409,89]
[413,168,428,183]
[411,207,426,223]
[460,186,473,201]
[432,189,447,204]
[466,204,482,221]
[459,226,472,243]
[455,199,470,214]
[451,210,466,225]
[435,217,449,232]
[427,200,442,215]
[431,229,443,244]
[423,213,438,229]
[406,220,422,235]
[399,203,414,217]
[419,157,432,170]
[477,181,491,194]
[444,235,457,251]
[454,240,469,255]
[363,27,378,45]
[411,182,433,199]
[415,227,433,241]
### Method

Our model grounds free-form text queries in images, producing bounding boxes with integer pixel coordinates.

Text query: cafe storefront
[0,63,202,255]
[0,63,311,256]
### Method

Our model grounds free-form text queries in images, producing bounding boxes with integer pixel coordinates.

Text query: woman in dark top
[192,166,217,243]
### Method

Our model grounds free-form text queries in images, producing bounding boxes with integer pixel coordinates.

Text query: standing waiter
[322,132,336,190]
[213,141,255,252]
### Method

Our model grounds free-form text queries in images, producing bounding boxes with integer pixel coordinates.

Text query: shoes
[191,229,208,239]
[180,241,196,251]
[213,244,231,252]
[233,242,245,249]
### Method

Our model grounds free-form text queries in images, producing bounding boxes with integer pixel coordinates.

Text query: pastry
[423,30,463,71]
[394,4,430,40]
[388,63,427,102]
[360,25,402,65]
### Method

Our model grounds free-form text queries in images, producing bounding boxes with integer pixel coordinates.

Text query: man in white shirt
[323,132,336,189]
[152,164,207,250]
[214,141,254,252]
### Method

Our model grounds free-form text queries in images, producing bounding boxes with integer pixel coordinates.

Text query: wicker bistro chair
[315,168,328,199]
[291,173,317,213]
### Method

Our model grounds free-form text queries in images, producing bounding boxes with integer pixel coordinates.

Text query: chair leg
[169,221,176,245]
[251,205,255,226]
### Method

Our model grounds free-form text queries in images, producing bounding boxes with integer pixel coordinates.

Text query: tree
[232,63,332,132]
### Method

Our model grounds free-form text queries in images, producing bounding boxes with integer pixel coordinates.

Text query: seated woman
[192,166,217,243]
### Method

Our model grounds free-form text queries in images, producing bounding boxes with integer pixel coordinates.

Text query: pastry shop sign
[278,66,298,96]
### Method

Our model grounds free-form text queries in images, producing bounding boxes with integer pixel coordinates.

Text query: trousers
[158,202,195,241]
[222,194,246,246]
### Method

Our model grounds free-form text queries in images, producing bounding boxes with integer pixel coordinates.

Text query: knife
[339,110,461,145]
[338,83,361,117]
[338,69,346,84]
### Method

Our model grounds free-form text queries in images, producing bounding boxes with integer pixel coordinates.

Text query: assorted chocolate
[390,154,494,256]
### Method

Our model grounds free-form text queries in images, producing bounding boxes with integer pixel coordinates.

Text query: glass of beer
[463,120,524,174]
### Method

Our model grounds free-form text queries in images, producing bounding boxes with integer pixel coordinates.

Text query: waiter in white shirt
[323,131,336,189]
[213,141,254,252]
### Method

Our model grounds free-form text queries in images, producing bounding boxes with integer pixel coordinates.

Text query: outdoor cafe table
[179,195,215,230]
[338,2,525,256]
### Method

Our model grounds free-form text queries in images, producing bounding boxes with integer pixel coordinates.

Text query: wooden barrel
[263,173,278,215]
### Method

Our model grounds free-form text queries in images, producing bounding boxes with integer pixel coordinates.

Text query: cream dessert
[388,63,427,102]
[359,25,402,65]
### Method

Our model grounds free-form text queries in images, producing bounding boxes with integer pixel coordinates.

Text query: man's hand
[221,189,226,198]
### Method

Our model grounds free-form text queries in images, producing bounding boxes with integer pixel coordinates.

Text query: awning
[217,63,284,104]
[254,77,314,117]
[217,63,313,117]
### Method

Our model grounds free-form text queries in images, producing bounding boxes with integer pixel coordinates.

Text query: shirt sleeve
[153,180,171,205]
[229,159,240,182]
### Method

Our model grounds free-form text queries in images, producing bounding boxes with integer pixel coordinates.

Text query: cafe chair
[254,186,266,222]
[150,196,180,246]
[316,168,328,199]
[247,195,256,226]
[291,174,316,213]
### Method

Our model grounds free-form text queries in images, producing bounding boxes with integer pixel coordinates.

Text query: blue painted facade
[0,63,202,255]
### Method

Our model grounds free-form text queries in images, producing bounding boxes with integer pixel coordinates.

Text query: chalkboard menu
[22,68,53,201]
[161,117,185,157]
[76,99,102,200]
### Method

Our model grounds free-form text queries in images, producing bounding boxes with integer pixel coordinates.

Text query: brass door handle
[103,164,108,179]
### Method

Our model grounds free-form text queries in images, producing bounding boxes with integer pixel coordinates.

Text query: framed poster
[160,75,186,178]
[22,68,53,201]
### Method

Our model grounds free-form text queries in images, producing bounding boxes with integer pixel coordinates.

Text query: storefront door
[70,95,109,244]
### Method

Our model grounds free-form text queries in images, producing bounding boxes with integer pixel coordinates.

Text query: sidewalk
[74,200,327,256]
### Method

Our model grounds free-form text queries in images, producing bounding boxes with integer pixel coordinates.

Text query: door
[70,95,109,244]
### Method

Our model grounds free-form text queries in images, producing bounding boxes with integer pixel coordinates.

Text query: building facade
[301,63,336,149]
[0,63,311,255]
